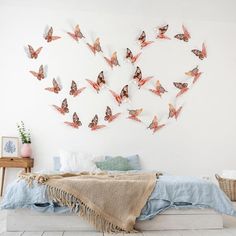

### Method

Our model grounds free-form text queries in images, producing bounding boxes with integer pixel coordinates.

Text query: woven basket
[215,174,236,201]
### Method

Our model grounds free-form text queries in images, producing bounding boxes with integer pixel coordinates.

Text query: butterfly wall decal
[149,80,167,97]
[104,106,121,123]
[88,114,106,131]
[45,27,61,42]
[174,25,191,42]
[64,112,82,129]
[69,80,86,97]
[168,104,182,120]
[191,43,207,60]
[147,116,165,133]
[45,78,61,94]
[127,108,143,122]
[109,85,129,106]
[28,45,43,59]
[86,71,106,93]
[104,52,120,68]
[52,98,69,115]
[138,31,154,49]
[125,48,142,64]
[173,82,189,97]
[156,25,171,40]
[29,65,45,80]
[67,24,85,41]
[133,66,153,89]
[87,38,103,55]
[185,66,202,83]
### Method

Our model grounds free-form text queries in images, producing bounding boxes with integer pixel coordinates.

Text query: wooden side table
[0,157,34,196]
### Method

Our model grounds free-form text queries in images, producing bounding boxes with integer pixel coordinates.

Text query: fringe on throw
[46,185,129,233]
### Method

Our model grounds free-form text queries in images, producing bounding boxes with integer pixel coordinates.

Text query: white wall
[1,0,236,190]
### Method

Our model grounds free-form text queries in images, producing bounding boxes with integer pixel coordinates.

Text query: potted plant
[17,121,32,158]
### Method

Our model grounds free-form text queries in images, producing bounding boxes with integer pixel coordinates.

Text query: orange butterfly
[64,112,82,129]
[88,114,106,131]
[173,82,189,97]
[104,106,121,123]
[156,25,171,40]
[87,38,103,55]
[52,98,69,115]
[45,78,61,94]
[133,66,153,89]
[125,48,141,64]
[109,85,129,106]
[149,80,167,97]
[174,25,191,42]
[138,31,154,49]
[69,80,86,97]
[147,116,165,133]
[28,45,43,59]
[168,104,182,120]
[185,66,202,84]
[104,52,120,69]
[45,27,61,42]
[67,25,85,41]
[127,109,143,122]
[192,43,207,60]
[86,71,105,93]
[29,65,45,80]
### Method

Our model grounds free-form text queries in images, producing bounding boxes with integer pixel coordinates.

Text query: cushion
[105,154,141,170]
[59,149,100,172]
[95,156,131,171]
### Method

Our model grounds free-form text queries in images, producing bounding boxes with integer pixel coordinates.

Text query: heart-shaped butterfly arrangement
[27,24,207,134]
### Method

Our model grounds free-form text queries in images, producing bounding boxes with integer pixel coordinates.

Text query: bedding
[1,174,236,221]
[14,172,157,233]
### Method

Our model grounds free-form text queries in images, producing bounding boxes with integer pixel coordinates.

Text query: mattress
[6,207,223,231]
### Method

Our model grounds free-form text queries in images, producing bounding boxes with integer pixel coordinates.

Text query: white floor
[0,208,236,236]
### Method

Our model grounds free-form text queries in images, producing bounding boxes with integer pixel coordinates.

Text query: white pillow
[59,149,100,172]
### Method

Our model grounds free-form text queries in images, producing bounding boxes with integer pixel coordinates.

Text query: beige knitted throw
[19,172,156,233]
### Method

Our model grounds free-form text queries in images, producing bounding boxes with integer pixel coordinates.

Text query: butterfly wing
[94,38,102,52]
[120,85,129,99]
[133,66,142,81]
[88,114,98,128]
[202,43,207,58]
[52,78,61,93]
[61,98,69,113]
[138,31,146,43]
[191,49,203,60]
[182,25,191,39]
[74,24,84,39]
[28,45,35,58]
[126,48,133,59]
[73,112,82,127]
[159,24,168,35]
[168,104,176,118]
[35,47,43,58]
[148,116,157,129]
[173,82,188,90]
[38,65,45,79]
[97,71,105,86]
[45,27,53,42]
[174,34,185,41]
[70,80,77,95]
[111,52,119,66]
[104,106,112,121]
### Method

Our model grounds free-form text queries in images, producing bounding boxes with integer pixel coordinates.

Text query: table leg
[24,168,27,173]
[28,167,31,173]
[1,167,6,197]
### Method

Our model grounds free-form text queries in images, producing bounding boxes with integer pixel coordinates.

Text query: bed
[1,155,236,232]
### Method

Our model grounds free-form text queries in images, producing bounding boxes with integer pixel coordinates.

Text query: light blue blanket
[1,175,236,220]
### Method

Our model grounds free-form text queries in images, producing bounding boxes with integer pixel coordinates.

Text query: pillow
[95,156,131,171]
[105,154,141,170]
[59,149,99,172]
